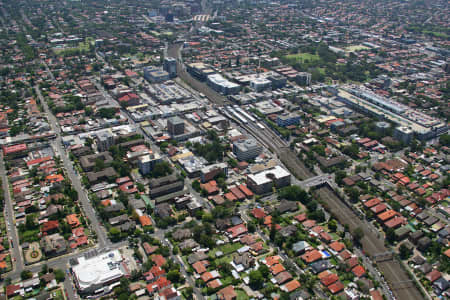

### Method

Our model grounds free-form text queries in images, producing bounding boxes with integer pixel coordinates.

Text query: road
[0,155,24,275]
[35,86,110,249]
[154,224,204,300]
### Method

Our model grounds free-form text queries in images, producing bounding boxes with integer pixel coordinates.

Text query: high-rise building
[163,57,177,78]
[95,129,114,152]
[138,153,162,175]
[233,138,262,161]
[167,116,185,136]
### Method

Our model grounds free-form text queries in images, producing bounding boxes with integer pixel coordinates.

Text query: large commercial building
[207,74,241,95]
[297,72,311,86]
[163,57,177,78]
[167,116,185,136]
[138,153,162,175]
[144,67,170,83]
[336,87,448,141]
[247,165,291,194]
[267,73,287,89]
[233,139,263,161]
[72,250,127,295]
[276,113,301,127]
[200,162,228,183]
[394,126,414,144]
[96,129,114,152]
[186,62,215,81]
[250,78,272,92]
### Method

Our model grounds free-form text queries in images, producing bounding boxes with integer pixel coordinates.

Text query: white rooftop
[72,250,125,292]
[248,165,290,185]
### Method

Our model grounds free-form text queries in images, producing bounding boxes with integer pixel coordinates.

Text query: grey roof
[292,241,309,253]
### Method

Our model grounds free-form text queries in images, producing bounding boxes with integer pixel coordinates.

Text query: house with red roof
[329,241,345,253]
[146,276,171,295]
[301,250,322,263]
[139,215,152,227]
[192,261,207,274]
[230,187,245,201]
[151,254,166,267]
[352,265,366,277]
[119,181,138,194]
[321,273,339,286]
[371,203,387,214]
[270,263,285,275]
[264,255,280,267]
[41,220,59,234]
[227,224,248,238]
[251,208,266,219]
[238,184,253,198]
[217,285,237,300]
[3,144,27,156]
[364,198,381,208]
[377,210,399,222]
[281,280,301,293]
[328,281,344,294]
[5,284,21,298]
[426,269,441,282]
[384,216,407,229]
[66,214,80,228]
[118,93,139,106]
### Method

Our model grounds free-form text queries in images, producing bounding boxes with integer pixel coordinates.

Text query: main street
[35,86,110,249]
[0,155,24,275]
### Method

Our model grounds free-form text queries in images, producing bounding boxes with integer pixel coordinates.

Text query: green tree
[353,227,364,245]
[328,219,337,232]
[399,243,412,260]
[249,270,264,289]
[21,270,33,280]
[54,269,65,282]
[167,269,181,283]
[439,134,450,147]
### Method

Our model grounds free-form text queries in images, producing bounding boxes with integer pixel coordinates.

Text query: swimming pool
[321,250,331,258]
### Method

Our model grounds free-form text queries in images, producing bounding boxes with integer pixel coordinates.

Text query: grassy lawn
[210,242,243,258]
[330,233,340,240]
[283,53,320,64]
[50,288,64,300]
[53,38,91,55]
[215,254,234,265]
[236,289,249,300]
[329,257,338,266]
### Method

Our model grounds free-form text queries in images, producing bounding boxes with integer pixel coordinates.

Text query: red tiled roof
[352,265,366,277]
[377,209,399,221]
[328,281,344,294]
[227,224,248,238]
[192,261,207,274]
[364,198,381,208]
[270,263,285,275]
[426,269,441,282]
[321,273,339,286]
[251,208,266,219]
[152,254,166,267]
[301,249,322,263]
[139,215,152,227]
[3,144,27,155]
[282,280,301,292]
[329,241,345,253]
